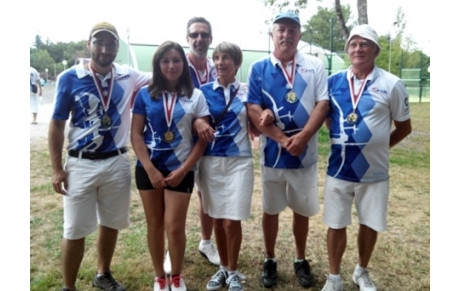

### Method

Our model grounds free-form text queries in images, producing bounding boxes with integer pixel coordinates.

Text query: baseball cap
[273,11,300,26]
[89,22,119,40]
[345,24,380,51]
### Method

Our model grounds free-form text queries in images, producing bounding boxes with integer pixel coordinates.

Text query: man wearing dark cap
[247,11,329,289]
[321,24,412,291]
[48,22,151,291]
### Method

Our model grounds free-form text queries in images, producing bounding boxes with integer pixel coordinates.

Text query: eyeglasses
[188,32,211,39]
[92,40,118,50]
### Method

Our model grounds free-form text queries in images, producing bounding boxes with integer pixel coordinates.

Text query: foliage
[303,5,352,52]
[30,49,54,74]
[264,0,309,13]
[30,38,89,80]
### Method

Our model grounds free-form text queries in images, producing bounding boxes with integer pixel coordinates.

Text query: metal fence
[401,69,430,102]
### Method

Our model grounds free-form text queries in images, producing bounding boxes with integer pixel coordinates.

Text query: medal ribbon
[280,59,296,90]
[348,70,369,113]
[90,65,114,113]
[188,56,209,85]
[163,91,177,129]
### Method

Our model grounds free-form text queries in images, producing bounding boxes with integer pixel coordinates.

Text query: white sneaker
[198,241,220,265]
[170,275,187,291]
[352,269,377,291]
[321,275,343,291]
[163,251,171,275]
[153,276,169,291]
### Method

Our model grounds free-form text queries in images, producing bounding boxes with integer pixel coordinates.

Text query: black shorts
[135,166,195,194]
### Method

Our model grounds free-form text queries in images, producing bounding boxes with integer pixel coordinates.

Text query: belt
[68,147,128,160]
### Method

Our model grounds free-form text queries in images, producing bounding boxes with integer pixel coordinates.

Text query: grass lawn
[30,101,430,291]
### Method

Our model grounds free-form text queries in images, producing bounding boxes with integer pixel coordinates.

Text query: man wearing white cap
[321,24,412,291]
[49,22,151,291]
[247,11,329,289]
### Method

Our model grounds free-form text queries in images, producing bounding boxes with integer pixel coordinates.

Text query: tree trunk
[334,0,349,39]
[357,0,368,24]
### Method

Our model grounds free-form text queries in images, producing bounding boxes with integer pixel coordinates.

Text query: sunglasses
[188,32,211,39]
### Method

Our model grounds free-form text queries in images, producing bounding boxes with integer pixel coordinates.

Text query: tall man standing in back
[247,11,329,289]
[185,16,220,266]
[320,24,412,291]
[48,22,151,291]
[163,15,220,273]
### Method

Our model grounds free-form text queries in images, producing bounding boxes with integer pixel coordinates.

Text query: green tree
[33,35,44,50]
[304,5,351,53]
[30,49,55,76]
[264,0,308,13]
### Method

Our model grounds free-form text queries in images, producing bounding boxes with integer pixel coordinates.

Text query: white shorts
[198,156,254,220]
[63,153,131,239]
[30,92,38,113]
[323,175,389,232]
[261,164,319,217]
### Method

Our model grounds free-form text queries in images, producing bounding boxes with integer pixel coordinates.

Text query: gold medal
[285,91,298,103]
[347,112,358,124]
[101,114,112,128]
[164,131,174,142]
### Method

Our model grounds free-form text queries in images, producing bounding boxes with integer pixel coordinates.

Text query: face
[271,21,301,55]
[159,48,184,85]
[213,52,238,83]
[187,22,212,58]
[87,32,118,67]
[347,36,379,66]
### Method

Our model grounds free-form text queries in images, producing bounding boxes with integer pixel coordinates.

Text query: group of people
[47,11,411,291]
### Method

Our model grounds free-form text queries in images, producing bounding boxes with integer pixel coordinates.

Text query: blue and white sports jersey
[247,52,328,169]
[201,81,252,157]
[132,88,210,172]
[188,55,217,88]
[327,67,411,183]
[52,63,151,152]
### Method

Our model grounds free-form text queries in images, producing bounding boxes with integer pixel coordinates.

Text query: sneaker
[206,268,228,290]
[154,276,169,291]
[164,251,172,274]
[261,259,277,288]
[199,241,220,266]
[321,275,343,291]
[92,270,126,291]
[352,269,377,291]
[170,274,187,291]
[226,273,244,291]
[293,260,314,288]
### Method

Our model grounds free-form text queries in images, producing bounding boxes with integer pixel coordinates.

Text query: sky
[28,0,431,54]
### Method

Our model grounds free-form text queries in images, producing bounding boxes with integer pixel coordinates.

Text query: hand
[52,169,68,195]
[286,133,309,156]
[147,169,166,189]
[194,118,215,142]
[259,109,275,126]
[165,167,186,188]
